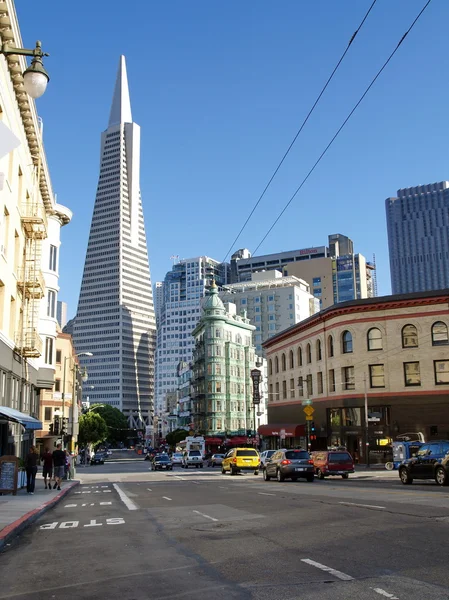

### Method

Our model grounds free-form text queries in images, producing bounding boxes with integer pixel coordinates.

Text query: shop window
[342,330,353,353]
[329,407,341,426]
[297,346,303,366]
[306,343,312,364]
[317,371,323,394]
[328,335,334,358]
[342,366,354,390]
[404,361,421,386]
[434,360,449,384]
[367,328,383,351]
[329,369,336,392]
[402,324,418,348]
[342,407,361,426]
[281,353,286,372]
[282,380,287,399]
[290,378,295,398]
[316,339,322,361]
[275,356,279,373]
[369,364,385,388]
[432,322,449,346]
[289,350,294,369]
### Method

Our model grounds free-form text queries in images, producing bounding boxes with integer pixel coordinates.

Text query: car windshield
[329,453,352,462]
[173,453,183,458]
[266,451,275,458]
[285,451,309,459]
[236,450,258,457]
[156,456,170,461]
[189,451,201,456]
[213,455,224,458]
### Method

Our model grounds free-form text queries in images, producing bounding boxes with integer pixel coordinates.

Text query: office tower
[386,182,449,294]
[56,301,68,330]
[155,256,229,426]
[231,233,375,309]
[73,56,156,426]
[220,271,319,354]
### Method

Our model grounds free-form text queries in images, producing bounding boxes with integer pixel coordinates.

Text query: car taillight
[281,459,291,465]
[232,458,237,463]
[308,460,314,464]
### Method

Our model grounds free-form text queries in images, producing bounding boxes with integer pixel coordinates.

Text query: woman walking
[25,445,39,494]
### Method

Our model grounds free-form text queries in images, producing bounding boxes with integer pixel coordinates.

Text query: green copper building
[191,282,260,437]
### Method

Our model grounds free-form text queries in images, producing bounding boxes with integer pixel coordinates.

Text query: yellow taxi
[222,448,260,476]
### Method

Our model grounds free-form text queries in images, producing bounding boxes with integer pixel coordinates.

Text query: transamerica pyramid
[73,56,156,429]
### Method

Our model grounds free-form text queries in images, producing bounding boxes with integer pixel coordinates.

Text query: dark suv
[263,449,314,482]
[399,440,449,486]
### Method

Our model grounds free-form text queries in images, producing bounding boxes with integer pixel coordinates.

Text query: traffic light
[53,415,60,435]
[310,421,315,432]
[247,429,252,438]
[49,423,54,435]
[60,418,69,435]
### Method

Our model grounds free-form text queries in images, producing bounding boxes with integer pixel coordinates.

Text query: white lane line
[218,486,228,489]
[162,496,172,501]
[191,481,199,485]
[301,558,354,581]
[112,483,138,511]
[147,488,152,492]
[193,510,218,522]
[372,588,399,599]
[173,476,185,480]
[258,492,276,496]
[339,502,385,510]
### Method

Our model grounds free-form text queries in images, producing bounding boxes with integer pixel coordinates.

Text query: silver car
[208,454,224,467]
[264,449,314,482]
[259,450,276,470]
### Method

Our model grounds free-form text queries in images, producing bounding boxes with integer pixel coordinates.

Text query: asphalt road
[1,454,449,600]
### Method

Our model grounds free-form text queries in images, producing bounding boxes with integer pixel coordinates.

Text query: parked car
[91,451,107,465]
[222,448,260,475]
[312,450,355,479]
[171,452,183,465]
[182,450,203,468]
[259,450,276,471]
[208,454,224,467]
[264,449,314,482]
[151,454,173,471]
[398,440,449,486]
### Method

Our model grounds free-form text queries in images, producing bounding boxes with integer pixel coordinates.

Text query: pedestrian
[41,446,53,489]
[52,443,66,490]
[25,445,39,494]
[64,450,71,480]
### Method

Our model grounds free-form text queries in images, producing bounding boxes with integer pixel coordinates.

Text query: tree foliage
[79,412,108,447]
[166,428,188,448]
[89,404,129,443]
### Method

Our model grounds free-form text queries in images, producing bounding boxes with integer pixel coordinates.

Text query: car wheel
[230,467,237,476]
[306,475,314,482]
[316,469,325,480]
[399,467,413,485]
[276,469,285,482]
[263,469,271,481]
[185,465,188,469]
[200,464,203,468]
[435,467,449,486]
[254,471,259,475]
[342,474,349,479]
[222,467,226,474]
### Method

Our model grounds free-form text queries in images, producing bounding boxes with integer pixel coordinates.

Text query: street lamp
[1,40,50,98]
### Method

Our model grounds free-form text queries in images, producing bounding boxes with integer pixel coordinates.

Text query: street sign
[303,405,315,416]
[305,416,314,421]
[250,368,262,405]
[301,399,313,406]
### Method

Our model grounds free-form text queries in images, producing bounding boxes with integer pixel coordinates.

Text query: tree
[166,428,188,448]
[89,404,130,444]
[79,412,108,448]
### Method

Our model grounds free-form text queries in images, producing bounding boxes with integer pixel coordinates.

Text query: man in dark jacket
[52,443,65,490]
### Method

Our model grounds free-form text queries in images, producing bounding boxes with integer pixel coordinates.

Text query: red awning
[258,424,305,437]
[205,437,225,444]
[226,436,250,445]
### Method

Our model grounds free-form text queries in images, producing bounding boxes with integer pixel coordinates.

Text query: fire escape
[16,196,47,357]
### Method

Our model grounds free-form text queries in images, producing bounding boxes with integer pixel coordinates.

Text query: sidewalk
[0,479,79,551]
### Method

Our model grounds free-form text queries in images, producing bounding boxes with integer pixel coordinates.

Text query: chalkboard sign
[0,455,19,495]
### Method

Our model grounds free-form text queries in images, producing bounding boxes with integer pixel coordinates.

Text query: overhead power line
[252,0,432,256]
[221,0,378,263]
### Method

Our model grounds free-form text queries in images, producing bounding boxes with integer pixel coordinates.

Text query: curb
[0,481,80,552]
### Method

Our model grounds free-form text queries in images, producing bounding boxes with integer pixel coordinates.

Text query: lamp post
[1,40,50,98]
[61,352,93,450]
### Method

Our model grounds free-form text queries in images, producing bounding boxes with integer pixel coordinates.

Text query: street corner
[0,480,80,552]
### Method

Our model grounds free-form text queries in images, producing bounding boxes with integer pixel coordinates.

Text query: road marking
[301,558,354,581]
[372,588,399,599]
[173,475,185,480]
[113,483,138,510]
[218,486,228,489]
[147,488,152,491]
[64,504,77,508]
[40,518,125,530]
[193,510,218,522]
[258,492,276,496]
[191,481,200,484]
[162,496,172,501]
[339,502,385,509]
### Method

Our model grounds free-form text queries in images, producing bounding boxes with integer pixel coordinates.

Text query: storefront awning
[205,437,225,444]
[0,406,42,430]
[258,424,305,437]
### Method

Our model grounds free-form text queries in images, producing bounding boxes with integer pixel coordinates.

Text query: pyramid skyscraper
[74,56,156,428]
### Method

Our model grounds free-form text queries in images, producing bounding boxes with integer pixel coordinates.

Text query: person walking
[52,443,66,490]
[25,445,39,494]
[41,447,53,489]
[64,450,71,480]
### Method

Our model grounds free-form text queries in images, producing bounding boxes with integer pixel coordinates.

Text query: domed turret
[203,280,226,315]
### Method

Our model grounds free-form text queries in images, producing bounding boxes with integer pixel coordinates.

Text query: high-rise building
[73,56,156,427]
[219,271,319,354]
[386,182,449,294]
[231,234,375,309]
[56,301,68,329]
[155,256,229,430]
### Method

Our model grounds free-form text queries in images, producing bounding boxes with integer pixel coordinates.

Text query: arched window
[367,327,382,351]
[316,339,322,361]
[342,330,353,353]
[235,334,242,344]
[281,353,286,372]
[289,350,294,369]
[297,346,303,367]
[328,335,334,358]
[275,356,279,373]
[402,324,418,348]
[306,343,312,364]
[268,359,273,376]
[432,321,449,346]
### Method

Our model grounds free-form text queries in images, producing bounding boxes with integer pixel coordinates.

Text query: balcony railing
[20,202,48,238]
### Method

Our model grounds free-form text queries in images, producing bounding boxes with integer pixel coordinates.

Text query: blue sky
[16,0,448,319]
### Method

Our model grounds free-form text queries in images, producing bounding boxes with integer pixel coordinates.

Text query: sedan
[151,455,173,471]
[208,454,224,467]
[171,452,183,465]
[264,449,314,482]
[91,452,107,465]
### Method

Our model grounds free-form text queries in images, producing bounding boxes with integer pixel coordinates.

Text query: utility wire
[221,0,378,263]
[252,0,432,256]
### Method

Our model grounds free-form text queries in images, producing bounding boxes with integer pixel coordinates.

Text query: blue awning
[0,406,42,430]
